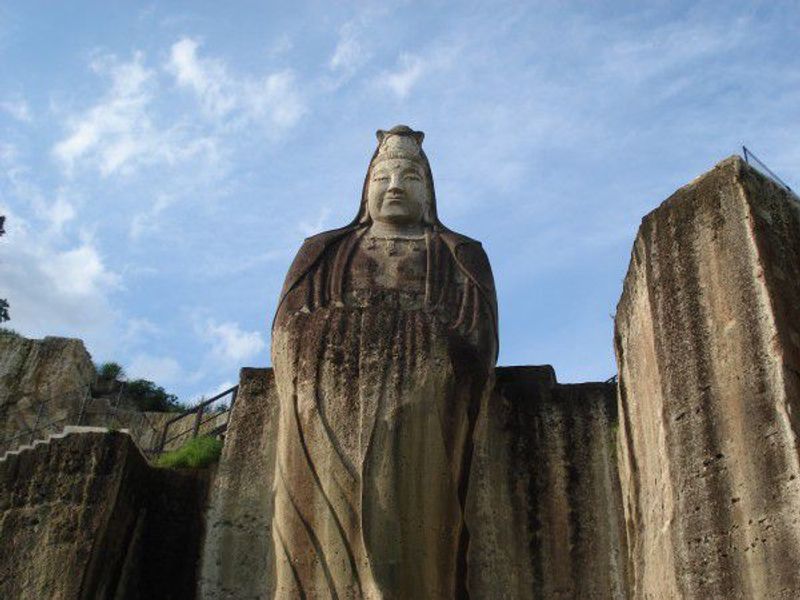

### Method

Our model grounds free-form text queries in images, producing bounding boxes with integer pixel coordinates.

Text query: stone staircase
[0,425,128,463]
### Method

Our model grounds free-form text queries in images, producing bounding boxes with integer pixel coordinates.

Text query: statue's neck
[367,221,425,239]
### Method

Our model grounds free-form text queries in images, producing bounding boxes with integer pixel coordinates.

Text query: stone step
[0,426,130,463]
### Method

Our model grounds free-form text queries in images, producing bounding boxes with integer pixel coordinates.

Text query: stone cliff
[0,333,95,448]
[0,428,210,599]
[615,156,800,599]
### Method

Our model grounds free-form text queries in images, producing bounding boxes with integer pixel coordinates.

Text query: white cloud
[40,195,75,233]
[166,36,306,131]
[600,21,746,86]
[268,34,293,58]
[380,44,460,99]
[40,242,120,297]
[122,318,161,346]
[0,97,32,122]
[201,319,266,364]
[329,22,368,75]
[167,38,235,117]
[381,53,425,99]
[129,193,175,239]
[0,142,126,355]
[0,209,120,343]
[128,353,182,384]
[297,206,331,237]
[53,51,216,176]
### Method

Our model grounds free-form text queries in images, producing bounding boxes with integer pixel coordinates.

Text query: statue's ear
[411,131,424,145]
[376,129,387,143]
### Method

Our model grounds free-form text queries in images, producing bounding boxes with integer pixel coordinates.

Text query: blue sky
[1,1,798,403]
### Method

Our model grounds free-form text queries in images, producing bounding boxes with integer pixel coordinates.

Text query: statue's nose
[388,172,405,189]
[387,181,404,195]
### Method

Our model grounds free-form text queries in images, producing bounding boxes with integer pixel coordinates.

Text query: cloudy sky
[1,1,798,403]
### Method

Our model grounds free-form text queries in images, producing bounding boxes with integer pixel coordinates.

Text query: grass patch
[155,435,223,469]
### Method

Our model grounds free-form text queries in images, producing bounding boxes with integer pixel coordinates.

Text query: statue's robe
[271,224,497,599]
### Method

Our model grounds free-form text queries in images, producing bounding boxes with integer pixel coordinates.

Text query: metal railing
[1,383,239,459]
[742,146,798,199]
[2,387,170,459]
[156,385,239,454]
[0,388,90,455]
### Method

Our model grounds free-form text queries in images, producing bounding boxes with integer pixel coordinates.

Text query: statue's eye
[404,173,421,181]
[373,175,388,182]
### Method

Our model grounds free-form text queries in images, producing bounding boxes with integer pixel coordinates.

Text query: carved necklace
[364,235,425,256]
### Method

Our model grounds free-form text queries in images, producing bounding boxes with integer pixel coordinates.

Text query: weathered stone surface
[271,125,497,598]
[0,333,95,408]
[0,333,95,449]
[0,331,227,456]
[198,368,279,600]
[202,366,624,598]
[0,429,210,600]
[615,156,800,599]
[467,367,626,599]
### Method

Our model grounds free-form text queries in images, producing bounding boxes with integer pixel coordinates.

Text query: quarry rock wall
[198,368,279,600]
[467,367,626,599]
[615,156,800,599]
[0,333,95,408]
[199,366,626,599]
[0,429,210,600]
[0,334,95,448]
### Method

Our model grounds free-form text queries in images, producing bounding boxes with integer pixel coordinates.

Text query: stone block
[467,366,626,599]
[198,368,279,600]
[615,156,800,598]
[0,430,209,599]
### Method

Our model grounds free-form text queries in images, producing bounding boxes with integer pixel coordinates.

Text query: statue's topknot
[374,125,426,165]
[376,125,424,145]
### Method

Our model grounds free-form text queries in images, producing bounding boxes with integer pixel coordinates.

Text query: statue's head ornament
[354,124,442,228]
[374,126,425,165]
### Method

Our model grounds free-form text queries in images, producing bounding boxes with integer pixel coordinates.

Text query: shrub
[97,361,125,380]
[125,378,184,412]
[155,435,223,469]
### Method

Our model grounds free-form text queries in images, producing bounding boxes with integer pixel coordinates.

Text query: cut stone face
[615,156,800,599]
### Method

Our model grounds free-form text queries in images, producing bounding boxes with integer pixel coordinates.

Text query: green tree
[125,378,184,412]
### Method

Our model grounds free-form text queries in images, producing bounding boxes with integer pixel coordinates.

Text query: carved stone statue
[271,125,498,598]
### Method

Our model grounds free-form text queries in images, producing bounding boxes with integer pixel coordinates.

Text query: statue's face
[367,158,429,227]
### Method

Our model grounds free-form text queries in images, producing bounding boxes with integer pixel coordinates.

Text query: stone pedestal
[615,156,800,598]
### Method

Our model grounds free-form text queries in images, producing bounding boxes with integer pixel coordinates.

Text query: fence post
[158,423,169,454]
[30,399,46,445]
[77,390,89,426]
[192,405,205,439]
[230,386,238,410]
